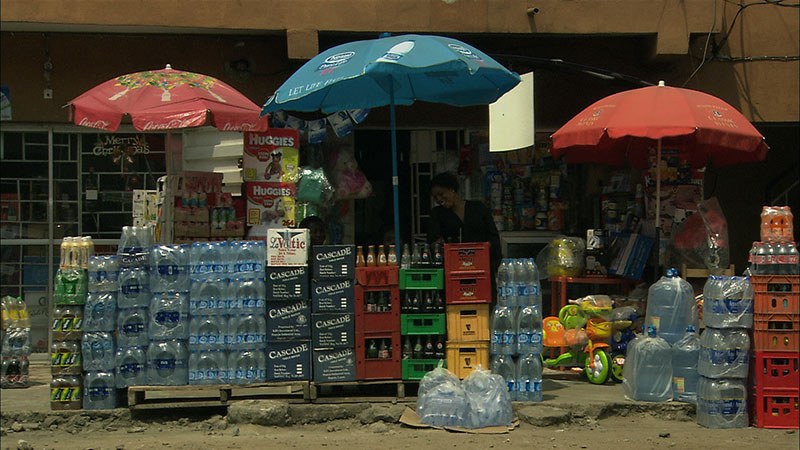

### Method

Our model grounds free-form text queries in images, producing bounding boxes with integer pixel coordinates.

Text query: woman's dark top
[427,200,502,275]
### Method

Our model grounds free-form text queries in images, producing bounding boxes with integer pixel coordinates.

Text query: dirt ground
[2,413,798,450]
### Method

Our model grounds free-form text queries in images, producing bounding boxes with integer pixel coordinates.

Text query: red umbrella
[67,64,268,132]
[550,81,768,274]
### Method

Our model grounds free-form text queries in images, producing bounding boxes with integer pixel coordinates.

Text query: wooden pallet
[309,380,418,404]
[127,381,311,410]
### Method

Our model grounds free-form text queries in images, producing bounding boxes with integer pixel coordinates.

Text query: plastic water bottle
[84,291,117,332]
[515,305,543,355]
[622,326,673,402]
[490,353,516,396]
[703,276,753,329]
[188,349,228,385]
[230,313,267,350]
[117,307,149,347]
[189,278,229,315]
[146,339,189,386]
[671,325,700,404]
[2,327,31,356]
[229,240,266,275]
[696,377,748,428]
[495,259,512,307]
[149,292,189,340]
[190,241,229,280]
[83,370,117,410]
[491,304,516,355]
[150,244,190,293]
[118,267,151,308]
[516,353,543,402]
[524,258,541,308]
[230,277,266,313]
[644,268,696,345]
[228,348,266,385]
[88,255,120,292]
[115,345,146,388]
[698,327,750,379]
[188,315,227,349]
[81,331,116,371]
[512,258,527,308]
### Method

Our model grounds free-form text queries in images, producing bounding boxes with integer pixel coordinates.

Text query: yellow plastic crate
[445,340,489,380]
[446,304,490,342]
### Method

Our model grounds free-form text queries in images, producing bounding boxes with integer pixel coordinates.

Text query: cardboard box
[608,233,654,280]
[243,129,300,182]
[245,182,297,228]
[266,300,311,341]
[312,245,356,279]
[311,278,355,313]
[313,347,356,382]
[312,313,354,349]
[266,228,309,267]
[266,266,309,300]
[266,340,312,381]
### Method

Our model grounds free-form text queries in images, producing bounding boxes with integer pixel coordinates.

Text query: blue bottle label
[502,331,516,346]
[155,311,180,324]
[491,331,502,345]
[518,333,530,344]
[156,358,176,370]
[120,362,144,375]
[88,386,112,399]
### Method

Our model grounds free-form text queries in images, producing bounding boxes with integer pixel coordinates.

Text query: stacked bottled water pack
[490,258,543,402]
[1,296,32,389]
[696,276,753,428]
[188,241,267,386]
[83,255,120,409]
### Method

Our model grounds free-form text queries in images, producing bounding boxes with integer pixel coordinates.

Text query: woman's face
[431,185,458,209]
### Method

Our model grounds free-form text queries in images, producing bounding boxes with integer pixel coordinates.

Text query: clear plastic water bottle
[512,258,527,308]
[150,244,190,293]
[88,255,120,292]
[671,325,700,404]
[229,240,266,275]
[515,305,543,355]
[516,353,543,402]
[525,258,541,308]
[188,315,227,349]
[115,345,146,388]
[188,349,228,385]
[84,291,117,332]
[490,353,516,396]
[118,267,151,308]
[698,327,750,379]
[189,278,229,315]
[696,377,748,428]
[228,347,267,385]
[622,326,673,402]
[1,327,31,357]
[81,331,116,371]
[703,276,753,329]
[149,292,189,340]
[117,307,149,347]
[230,277,266,313]
[190,241,229,281]
[495,259,512,307]
[146,339,189,386]
[83,370,117,410]
[230,313,267,351]
[491,304,516,355]
[644,268,696,345]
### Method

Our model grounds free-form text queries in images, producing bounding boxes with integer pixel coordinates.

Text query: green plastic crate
[399,269,444,290]
[400,313,446,335]
[402,359,446,381]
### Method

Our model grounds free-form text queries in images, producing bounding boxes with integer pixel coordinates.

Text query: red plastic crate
[355,331,401,380]
[751,351,800,390]
[445,273,492,304]
[444,243,490,275]
[753,313,800,352]
[752,275,799,315]
[354,285,400,334]
[355,266,399,287]
[751,387,799,429]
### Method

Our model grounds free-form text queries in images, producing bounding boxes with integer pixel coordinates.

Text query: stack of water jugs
[83,254,120,409]
[1,296,32,389]
[491,258,543,402]
[188,241,268,385]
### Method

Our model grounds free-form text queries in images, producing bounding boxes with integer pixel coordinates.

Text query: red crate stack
[750,274,800,429]
[443,243,492,305]
[355,266,401,380]
[356,331,401,380]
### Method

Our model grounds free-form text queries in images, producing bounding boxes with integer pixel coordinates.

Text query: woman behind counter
[427,172,502,279]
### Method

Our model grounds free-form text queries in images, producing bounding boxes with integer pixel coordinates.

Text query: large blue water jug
[622,326,673,402]
[672,325,700,404]
[645,268,696,345]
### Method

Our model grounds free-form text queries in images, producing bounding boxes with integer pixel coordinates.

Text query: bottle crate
[443,242,490,276]
[355,266,399,287]
[445,340,489,380]
[753,313,800,352]
[399,269,444,290]
[400,313,447,335]
[355,331,401,380]
[354,285,400,334]
[750,387,799,429]
[445,273,491,304]
[751,351,799,390]
[400,334,446,361]
[752,275,799,315]
[401,359,447,381]
[399,289,446,314]
[446,304,490,342]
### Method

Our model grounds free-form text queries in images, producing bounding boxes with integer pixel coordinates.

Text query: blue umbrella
[261,33,521,252]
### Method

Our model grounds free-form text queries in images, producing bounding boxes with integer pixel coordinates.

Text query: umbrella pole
[390,83,402,255]
[654,138,662,279]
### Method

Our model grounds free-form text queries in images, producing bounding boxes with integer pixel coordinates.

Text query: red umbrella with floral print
[67,64,268,132]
